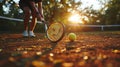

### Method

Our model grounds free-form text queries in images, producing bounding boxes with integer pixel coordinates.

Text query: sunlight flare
[68,14,83,24]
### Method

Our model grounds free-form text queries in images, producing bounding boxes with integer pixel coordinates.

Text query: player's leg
[29,10,37,37]
[22,7,31,37]
[23,7,31,32]
[27,2,38,37]
[19,0,31,37]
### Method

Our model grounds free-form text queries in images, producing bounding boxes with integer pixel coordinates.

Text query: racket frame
[45,22,65,43]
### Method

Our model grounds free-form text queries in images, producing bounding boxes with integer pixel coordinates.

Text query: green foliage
[98,0,120,25]
[104,0,120,24]
[0,0,23,32]
[0,0,120,32]
[42,0,81,24]
[0,2,4,15]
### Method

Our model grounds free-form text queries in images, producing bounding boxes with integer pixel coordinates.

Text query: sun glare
[68,14,83,24]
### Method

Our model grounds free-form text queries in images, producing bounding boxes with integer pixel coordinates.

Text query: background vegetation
[0,0,120,32]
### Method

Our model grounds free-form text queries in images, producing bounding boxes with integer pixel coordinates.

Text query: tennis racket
[44,22,65,43]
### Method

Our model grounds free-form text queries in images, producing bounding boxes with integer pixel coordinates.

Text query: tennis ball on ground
[68,33,76,41]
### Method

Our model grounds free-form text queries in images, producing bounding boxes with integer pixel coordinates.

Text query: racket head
[46,22,65,43]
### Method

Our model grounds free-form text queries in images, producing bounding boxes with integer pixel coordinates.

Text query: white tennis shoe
[22,30,28,37]
[29,31,35,37]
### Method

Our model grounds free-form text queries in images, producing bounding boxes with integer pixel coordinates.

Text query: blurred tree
[0,0,82,31]
[81,8,99,24]
[0,0,4,15]
[105,0,120,24]
[98,0,120,25]
[1,0,120,25]
[43,0,81,24]
[0,0,22,32]
[3,0,21,18]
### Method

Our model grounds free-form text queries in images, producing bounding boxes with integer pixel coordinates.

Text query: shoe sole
[29,36,36,38]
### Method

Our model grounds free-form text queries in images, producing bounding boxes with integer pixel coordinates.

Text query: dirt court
[0,31,120,67]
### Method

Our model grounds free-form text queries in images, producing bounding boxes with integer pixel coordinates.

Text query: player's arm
[29,1,43,21]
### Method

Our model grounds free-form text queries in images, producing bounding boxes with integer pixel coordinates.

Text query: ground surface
[0,31,120,67]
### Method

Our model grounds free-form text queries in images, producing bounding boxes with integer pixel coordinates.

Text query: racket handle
[44,24,48,32]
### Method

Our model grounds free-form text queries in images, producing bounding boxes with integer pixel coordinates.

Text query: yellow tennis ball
[68,33,76,41]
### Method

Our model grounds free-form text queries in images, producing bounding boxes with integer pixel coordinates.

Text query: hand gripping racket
[43,21,65,43]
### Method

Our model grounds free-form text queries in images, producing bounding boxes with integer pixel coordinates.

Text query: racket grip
[45,24,48,31]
